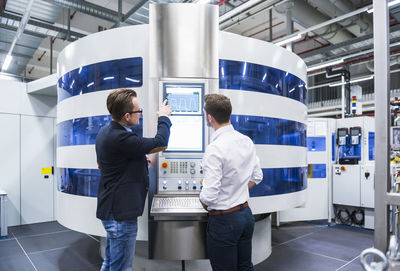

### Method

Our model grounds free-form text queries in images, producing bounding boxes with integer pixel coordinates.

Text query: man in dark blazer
[96,88,171,271]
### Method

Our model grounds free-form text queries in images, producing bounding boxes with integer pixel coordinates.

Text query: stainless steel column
[374,0,391,253]
[148,3,218,260]
[147,3,219,143]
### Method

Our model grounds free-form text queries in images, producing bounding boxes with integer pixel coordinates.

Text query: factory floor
[0,221,372,271]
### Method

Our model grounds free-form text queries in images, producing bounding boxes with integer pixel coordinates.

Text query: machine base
[100,215,272,268]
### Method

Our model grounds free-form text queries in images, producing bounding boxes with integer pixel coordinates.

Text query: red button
[161,162,168,169]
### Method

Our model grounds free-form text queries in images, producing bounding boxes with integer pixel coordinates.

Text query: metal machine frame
[374,0,399,253]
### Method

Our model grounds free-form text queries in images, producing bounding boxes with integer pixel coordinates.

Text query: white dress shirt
[199,124,263,211]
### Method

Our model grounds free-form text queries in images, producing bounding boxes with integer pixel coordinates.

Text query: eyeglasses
[127,108,143,114]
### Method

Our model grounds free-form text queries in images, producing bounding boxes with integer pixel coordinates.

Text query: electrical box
[360,165,374,208]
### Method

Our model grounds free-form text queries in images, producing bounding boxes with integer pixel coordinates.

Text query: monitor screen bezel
[162,82,205,153]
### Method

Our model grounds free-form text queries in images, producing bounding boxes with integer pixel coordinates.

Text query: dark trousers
[207,206,255,271]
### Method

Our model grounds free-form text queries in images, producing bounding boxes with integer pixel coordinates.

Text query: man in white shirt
[199,94,263,271]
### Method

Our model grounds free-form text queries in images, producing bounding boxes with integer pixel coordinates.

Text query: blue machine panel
[59,166,307,198]
[369,132,375,160]
[58,168,100,197]
[57,57,143,102]
[332,133,336,161]
[57,115,143,147]
[250,167,307,197]
[307,137,326,152]
[231,115,306,147]
[219,59,307,104]
[308,164,327,178]
[57,59,308,198]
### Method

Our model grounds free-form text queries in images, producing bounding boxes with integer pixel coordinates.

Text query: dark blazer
[95,116,171,221]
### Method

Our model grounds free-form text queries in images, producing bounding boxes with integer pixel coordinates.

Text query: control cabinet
[149,81,209,260]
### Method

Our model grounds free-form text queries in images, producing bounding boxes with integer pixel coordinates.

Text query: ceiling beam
[0,11,85,41]
[0,22,46,39]
[0,39,40,51]
[112,0,148,28]
[41,0,120,23]
[0,48,32,59]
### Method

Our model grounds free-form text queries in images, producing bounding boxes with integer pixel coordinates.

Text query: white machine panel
[333,165,361,207]
[361,165,374,208]
[21,115,55,224]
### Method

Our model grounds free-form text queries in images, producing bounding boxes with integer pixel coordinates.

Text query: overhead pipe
[0,0,6,13]
[220,0,290,30]
[326,67,351,117]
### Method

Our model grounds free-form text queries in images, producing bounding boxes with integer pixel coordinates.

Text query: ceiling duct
[275,0,353,44]
[366,56,400,72]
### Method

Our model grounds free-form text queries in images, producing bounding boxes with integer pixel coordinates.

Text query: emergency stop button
[161,162,169,169]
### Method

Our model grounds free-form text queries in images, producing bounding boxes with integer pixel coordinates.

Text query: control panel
[158,157,204,193]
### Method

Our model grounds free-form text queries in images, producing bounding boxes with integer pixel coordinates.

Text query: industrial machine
[56,3,308,266]
[149,82,209,260]
[333,116,375,229]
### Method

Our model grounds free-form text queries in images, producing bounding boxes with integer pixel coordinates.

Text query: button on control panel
[159,157,204,193]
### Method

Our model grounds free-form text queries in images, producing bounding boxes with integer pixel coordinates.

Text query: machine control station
[158,158,204,191]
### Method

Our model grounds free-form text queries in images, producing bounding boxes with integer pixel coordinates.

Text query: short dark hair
[204,94,232,124]
[106,88,137,120]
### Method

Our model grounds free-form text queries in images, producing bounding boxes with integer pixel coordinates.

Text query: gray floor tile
[255,244,345,271]
[0,239,25,259]
[29,244,102,271]
[338,261,365,271]
[272,224,320,245]
[18,230,98,253]
[132,241,212,271]
[0,255,36,271]
[10,221,69,238]
[283,225,373,262]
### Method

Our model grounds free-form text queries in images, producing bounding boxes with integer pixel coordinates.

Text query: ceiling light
[274,34,302,46]
[307,58,344,72]
[2,54,12,71]
[367,0,400,13]
[329,75,374,87]
[350,75,374,84]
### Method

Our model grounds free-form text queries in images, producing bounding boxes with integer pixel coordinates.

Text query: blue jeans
[207,206,255,271]
[101,216,138,271]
